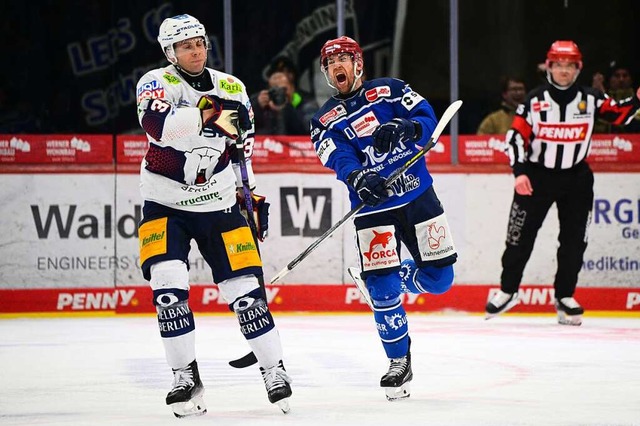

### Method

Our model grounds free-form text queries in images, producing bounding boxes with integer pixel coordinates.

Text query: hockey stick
[269,99,463,285]
[228,127,260,369]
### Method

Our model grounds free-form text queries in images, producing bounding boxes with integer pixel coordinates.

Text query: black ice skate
[380,346,413,401]
[485,290,519,319]
[348,267,373,309]
[555,297,584,326]
[260,360,293,413]
[166,360,206,418]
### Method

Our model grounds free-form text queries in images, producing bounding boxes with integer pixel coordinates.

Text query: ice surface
[1,313,639,425]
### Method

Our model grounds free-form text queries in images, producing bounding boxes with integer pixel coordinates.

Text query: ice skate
[485,290,519,319]
[380,348,413,401]
[555,297,584,326]
[260,360,293,413]
[348,267,373,309]
[166,360,206,418]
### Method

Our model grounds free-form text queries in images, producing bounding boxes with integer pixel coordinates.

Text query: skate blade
[384,382,411,401]
[485,297,519,320]
[347,267,374,309]
[171,396,207,418]
[557,311,582,326]
[276,397,291,414]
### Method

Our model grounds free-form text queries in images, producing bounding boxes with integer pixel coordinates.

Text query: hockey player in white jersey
[136,14,291,417]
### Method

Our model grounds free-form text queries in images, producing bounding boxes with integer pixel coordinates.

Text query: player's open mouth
[335,73,347,83]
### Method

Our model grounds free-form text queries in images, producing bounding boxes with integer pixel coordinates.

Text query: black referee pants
[500,162,594,299]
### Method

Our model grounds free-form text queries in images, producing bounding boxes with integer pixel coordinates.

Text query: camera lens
[268,87,287,106]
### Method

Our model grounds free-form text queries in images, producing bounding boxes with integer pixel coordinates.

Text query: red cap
[546,40,583,69]
[320,36,363,67]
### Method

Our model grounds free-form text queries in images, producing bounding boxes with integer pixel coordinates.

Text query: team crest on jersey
[319,105,347,126]
[220,78,243,94]
[532,101,551,112]
[351,111,380,137]
[137,80,165,103]
[365,86,391,102]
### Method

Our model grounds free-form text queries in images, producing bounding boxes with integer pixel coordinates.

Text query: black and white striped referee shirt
[506,83,640,175]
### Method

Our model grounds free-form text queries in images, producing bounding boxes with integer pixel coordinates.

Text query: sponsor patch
[137,80,165,104]
[401,91,424,111]
[316,137,337,165]
[162,73,181,85]
[357,226,400,271]
[319,105,346,126]
[537,123,589,142]
[351,111,380,137]
[532,101,551,112]
[222,227,262,270]
[365,85,391,102]
[415,213,456,261]
[220,78,243,94]
[139,217,168,265]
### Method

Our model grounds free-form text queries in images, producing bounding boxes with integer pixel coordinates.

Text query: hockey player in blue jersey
[310,36,458,401]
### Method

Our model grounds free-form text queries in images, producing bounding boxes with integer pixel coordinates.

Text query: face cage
[320,55,364,93]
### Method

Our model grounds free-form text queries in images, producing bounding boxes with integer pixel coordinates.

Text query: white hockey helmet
[157,14,210,63]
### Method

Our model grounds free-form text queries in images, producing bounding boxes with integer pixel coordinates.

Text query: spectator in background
[477,76,526,135]
[251,70,318,135]
[592,62,640,133]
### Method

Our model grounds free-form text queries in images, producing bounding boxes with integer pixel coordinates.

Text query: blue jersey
[310,78,438,214]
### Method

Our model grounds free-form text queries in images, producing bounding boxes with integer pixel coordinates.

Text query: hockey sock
[153,288,196,368]
[372,297,409,359]
[399,259,453,295]
[231,289,282,368]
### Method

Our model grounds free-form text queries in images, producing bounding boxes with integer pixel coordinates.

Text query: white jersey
[136,65,256,212]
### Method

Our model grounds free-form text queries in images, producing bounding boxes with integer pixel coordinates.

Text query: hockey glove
[371,118,420,153]
[347,169,390,207]
[198,95,251,140]
[237,192,270,241]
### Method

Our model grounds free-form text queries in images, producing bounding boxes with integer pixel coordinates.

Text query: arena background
[1,0,639,315]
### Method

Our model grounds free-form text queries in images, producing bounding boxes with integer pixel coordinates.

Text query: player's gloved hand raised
[347,169,390,207]
[371,118,420,153]
[198,95,251,140]
[237,192,270,241]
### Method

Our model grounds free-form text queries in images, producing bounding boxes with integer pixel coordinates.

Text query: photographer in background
[250,71,318,135]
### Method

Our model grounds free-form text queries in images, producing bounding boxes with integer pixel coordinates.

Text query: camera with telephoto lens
[268,86,287,106]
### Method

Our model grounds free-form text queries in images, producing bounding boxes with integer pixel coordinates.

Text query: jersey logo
[351,111,380,137]
[162,73,181,85]
[365,85,391,102]
[139,217,168,265]
[538,123,588,142]
[137,80,165,103]
[319,105,346,126]
[316,137,337,165]
[532,101,551,112]
[219,78,243,94]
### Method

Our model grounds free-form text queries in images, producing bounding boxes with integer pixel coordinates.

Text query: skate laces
[387,356,408,375]
[172,366,195,391]
[261,364,292,390]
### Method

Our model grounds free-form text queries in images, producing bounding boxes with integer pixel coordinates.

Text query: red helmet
[545,40,583,69]
[320,36,363,67]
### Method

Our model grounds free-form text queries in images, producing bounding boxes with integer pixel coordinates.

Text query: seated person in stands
[477,76,526,135]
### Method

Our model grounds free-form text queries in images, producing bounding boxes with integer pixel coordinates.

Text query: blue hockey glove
[198,95,251,140]
[237,192,270,241]
[347,169,390,207]
[371,118,420,153]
